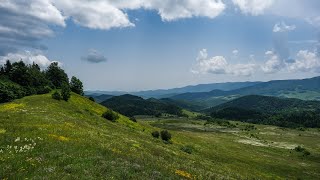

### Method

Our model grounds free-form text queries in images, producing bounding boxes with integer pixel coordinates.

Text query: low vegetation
[102,109,119,122]
[160,130,172,142]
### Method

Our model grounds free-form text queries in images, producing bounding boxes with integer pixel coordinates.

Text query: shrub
[303,150,311,156]
[88,97,95,102]
[102,109,119,122]
[37,86,52,94]
[151,131,160,138]
[129,116,137,122]
[52,91,61,100]
[294,146,305,152]
[181,145,194,154]
[61,83,71,101]
[294,146,311,156]
[160,130,172,141]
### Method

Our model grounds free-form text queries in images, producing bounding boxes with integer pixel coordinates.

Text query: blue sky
[1,0,320,91]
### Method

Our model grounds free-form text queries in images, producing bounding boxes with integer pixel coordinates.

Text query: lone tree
[61,82,71,101]
[45,62,68,88]
[70,76,83,95]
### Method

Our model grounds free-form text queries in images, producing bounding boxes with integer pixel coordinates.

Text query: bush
[160,130,172,141]
[151,131,160,138]
[294,146,311,156]
[88,97,95,102]
[294,146,305,152]
[129,116,137,122]
[37,86,52,94]
[181,145,194,154]
[303,150,311,156]
[52,91,61,100]
[102,109,119,122]
[61,83,71,101]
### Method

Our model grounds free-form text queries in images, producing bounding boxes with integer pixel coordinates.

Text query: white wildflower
[15,137,21,142]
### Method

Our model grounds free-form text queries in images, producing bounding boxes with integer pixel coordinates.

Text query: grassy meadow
[0,93,319,179]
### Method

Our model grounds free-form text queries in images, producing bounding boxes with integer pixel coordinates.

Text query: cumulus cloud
[0,51,59,68]
[232,0,274,15]
[261,48,320,74]
[82,49,107,63]
[0,0,65,55]
[192,49,256,76]
[288,50,320,73]
[0,0,227,56]
[273,22,296,32]
[261,51,283,73]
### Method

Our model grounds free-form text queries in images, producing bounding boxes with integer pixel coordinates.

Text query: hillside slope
[211,95,320,113]
[1,93,320,179]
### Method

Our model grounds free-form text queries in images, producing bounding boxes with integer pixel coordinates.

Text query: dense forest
[0,60,83,103]
[101,94,183,117]
[209,95,320,128]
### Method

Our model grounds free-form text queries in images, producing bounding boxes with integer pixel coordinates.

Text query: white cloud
[192,49,256,76]
[0,51,59,68]
[232,0,274,15]
[52,0,226,29]
[261,51,282,73]
[273,22,296,32]
[0,0,227,55]
[52,0,134,30]
[288,50,320,73]
[232,49,239,56]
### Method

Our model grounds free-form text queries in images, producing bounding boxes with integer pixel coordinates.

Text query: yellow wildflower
[175,169,193,179]
[49,134,69,141]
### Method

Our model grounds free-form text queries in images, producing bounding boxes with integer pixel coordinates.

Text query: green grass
[0,93,320,179]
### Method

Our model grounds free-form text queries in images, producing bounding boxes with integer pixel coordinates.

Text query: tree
[4,60,12,74]
[70,76,83,95]
[9,61,31,86]
[0,66,5,75]
[45,62,68,88]
[61,82,71,101]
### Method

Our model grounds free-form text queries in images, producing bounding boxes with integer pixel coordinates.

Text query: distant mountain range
[88,76,320,111]
[85,81,260,98]
[170,76,320,110]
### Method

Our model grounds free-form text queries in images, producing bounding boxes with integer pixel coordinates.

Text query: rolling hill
[208,95,320,128]
[211,95,320,113]
[100,94,183,117]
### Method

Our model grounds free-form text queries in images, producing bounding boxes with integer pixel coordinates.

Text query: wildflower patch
[175,169,193,179]
[0,128,6,134]
[49,134,70,141]
[0,103,25,111]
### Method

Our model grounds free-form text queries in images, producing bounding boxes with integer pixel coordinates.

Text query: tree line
[0,60,83,103]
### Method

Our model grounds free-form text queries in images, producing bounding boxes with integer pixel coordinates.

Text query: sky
[0,0,320,91]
